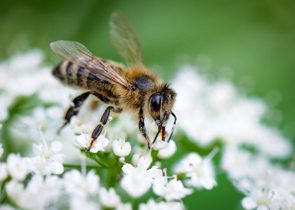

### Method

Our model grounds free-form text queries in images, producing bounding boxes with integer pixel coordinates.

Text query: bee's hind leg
[87,106,122,151]
[58,92,92,133]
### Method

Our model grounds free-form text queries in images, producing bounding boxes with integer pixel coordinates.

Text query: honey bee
[50,13,177,151]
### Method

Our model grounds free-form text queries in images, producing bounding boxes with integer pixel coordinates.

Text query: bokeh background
[0,0,294,209]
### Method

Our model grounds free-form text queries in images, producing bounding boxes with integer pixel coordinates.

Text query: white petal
[50,141,63,153]
[7,154,28,181]
[112,139,131,157]
[242,197,257,209]
[100,188,121,208]
[116,203,132,210]
[0,144,3,158]
[48,162,64,175]
[0,163,8,181]
[158,140,177,159]
[132,152,152,169]
[75,134,88,148]
[121,172,152,198]
[153,178,192,201]
[122,164,135,175]
[90,136,109,153]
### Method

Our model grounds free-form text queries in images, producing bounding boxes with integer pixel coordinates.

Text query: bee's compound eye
[150,93,162,112]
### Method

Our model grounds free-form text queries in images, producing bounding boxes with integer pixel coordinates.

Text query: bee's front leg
[58,91,92,133]
[138,108,151,149]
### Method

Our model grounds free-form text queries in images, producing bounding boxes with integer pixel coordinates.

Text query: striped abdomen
[52,60,112,92]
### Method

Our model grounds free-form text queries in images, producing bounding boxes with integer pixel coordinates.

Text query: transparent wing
[110,12,144,65]
[50,40,130,88]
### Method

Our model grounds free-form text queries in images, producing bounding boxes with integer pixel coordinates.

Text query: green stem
[63,163,100,171]
[106,168,118,188]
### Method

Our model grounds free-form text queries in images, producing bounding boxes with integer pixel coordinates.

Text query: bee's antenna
[167,112,177,143]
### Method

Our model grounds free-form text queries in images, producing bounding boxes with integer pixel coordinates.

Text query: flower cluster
[0,142,197,210]
[0,51,294,210]
[172,65,295,209]
[172,66,291,158]
[222,146,295,210]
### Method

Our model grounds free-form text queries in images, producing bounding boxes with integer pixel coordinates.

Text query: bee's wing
[50,40,130,89]
[110,12,144,65]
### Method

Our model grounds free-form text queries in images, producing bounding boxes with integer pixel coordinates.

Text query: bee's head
[148,84,177,142]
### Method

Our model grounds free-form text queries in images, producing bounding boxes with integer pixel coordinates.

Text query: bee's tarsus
[167,112,177,143]
[57,123,66,134]
[86,138,95,152]
[61,91,92,130]
[148,142,152,150]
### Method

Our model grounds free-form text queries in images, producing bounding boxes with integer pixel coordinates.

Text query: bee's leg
[87,106,122,151]
[93,93,111,104]
[58,92,91,133]
[138,108,151,149]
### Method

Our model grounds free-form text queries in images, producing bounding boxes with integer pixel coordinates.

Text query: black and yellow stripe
[52,60,115,94]
[52,60,89,88]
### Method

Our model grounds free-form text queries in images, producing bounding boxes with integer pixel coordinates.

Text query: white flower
[121,153,162,198]
[8,50,43,71]
[0,205,16,210]
[156,140,177,159]
[0,163,8,181]
[116,203,132,210]
[139,199,185,210]
[112,139,131,157]
[5,180,24,204]
[69,197,100,210]
[242,189,274,210]
[221,146,253,179]
[6,175,62,210]
[29,141,64,175]
[70,116,90,135]
[228,148,295,210]
[26,175,62,209]
[121,164,153,198]
[75,133,109,153]
[0,51,74,125]
[153,176,192,201]
[172,66,292,158]
[99,187,121,208]
[0,50,73,104]
[19,107,62,136]
[0,144,3,158]
[132,150,153,169]
[64,170,100,198]
[174,152,216,190]
[271,189,295,210]
[7,154,29,181]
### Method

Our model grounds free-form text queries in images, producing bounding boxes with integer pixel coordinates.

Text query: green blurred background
[0,0,294,209]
